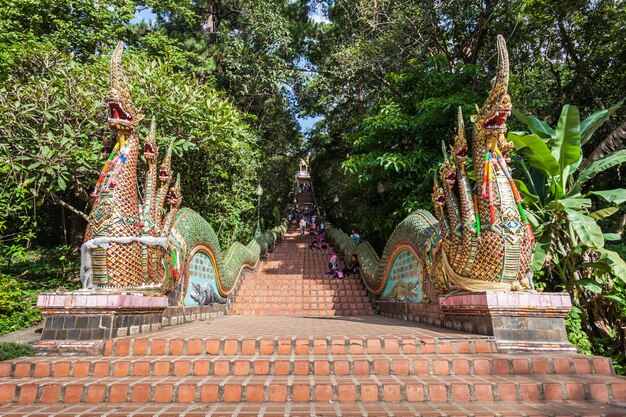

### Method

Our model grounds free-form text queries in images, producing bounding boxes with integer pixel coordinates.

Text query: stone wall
[375,300,444,326]
[162,304,227,327]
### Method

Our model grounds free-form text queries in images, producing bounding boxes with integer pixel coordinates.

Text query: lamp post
[255,185,264,238]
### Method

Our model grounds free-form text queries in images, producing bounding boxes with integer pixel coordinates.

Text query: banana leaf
[576,278,602,294]
[588,189,626,205]
[580,99,624,146]
[589,207,619,220]
[509,133,560,176]
[531,224,552,271]
[552,104,582,175]
[565,208,604,249]
[514,179,539,204]
[596,248,626,283]
[512,108,555,141]
[576,149,626,188]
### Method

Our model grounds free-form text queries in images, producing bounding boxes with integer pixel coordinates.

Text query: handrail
[326,210,440,297]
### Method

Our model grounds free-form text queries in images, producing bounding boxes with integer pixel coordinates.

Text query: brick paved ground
[128,315,481,339]
[2,400,625,416]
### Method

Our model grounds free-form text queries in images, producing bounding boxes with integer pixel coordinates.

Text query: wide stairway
[230,226,375,317]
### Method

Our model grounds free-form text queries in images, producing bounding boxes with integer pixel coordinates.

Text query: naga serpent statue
[328,35,534,297]
[80,42,286,305]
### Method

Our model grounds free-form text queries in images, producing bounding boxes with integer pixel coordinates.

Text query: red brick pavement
[2,400,625,416]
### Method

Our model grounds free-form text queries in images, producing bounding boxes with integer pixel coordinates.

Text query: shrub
[0,342,35,361]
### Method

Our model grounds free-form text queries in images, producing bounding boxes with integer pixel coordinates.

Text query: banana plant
[509,101,626,293]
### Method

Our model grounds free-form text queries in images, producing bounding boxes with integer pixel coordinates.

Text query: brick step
[234,289,369,295]
[233,297,370,302]
[239,281,365,286]
[230,301,371,308]
[234,291,369,297]
[2,374,625,404]
[230,309,376,317]
[230,306,375,312]
[1,400,621,417]
[243,278,363,283]
[103,336,497,356]
[238,285,365,290]
[3,354,613,378]
[238,285,366,291]
[236,286,366,291]
[231,299,371,306]
[230,307,375,312]
[240,278,364,283]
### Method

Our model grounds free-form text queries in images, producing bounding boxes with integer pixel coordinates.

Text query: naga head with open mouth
[168,174,182,208]
[432,184,446,207]
[144,119,158,161]
[477,35,511,133]
[159,140,173,182]
[107,41,144,131]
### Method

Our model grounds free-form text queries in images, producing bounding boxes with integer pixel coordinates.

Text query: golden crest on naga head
[451,107,468,169]
[440,142,457,187]
[107,41,144,130]
[477,34,511,133]
[432,184,446,208]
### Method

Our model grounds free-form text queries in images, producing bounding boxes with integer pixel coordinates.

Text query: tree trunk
[68,194,88,251]
[556,17,606,111]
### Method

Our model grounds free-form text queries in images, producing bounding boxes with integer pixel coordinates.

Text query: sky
[299,2,328,132]
[130,4,328,133]
[298,115,323,132]
[131,7,157,24]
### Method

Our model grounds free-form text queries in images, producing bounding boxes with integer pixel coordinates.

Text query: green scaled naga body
[328,35,534,299]
[81,42,286,305]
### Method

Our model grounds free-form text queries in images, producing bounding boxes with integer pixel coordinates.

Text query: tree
[312,57,487,250]
[140,0,310,226]
[0,46,264,254]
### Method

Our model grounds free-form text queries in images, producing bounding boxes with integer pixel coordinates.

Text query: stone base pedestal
[375,301,444,326]
[439,291,574,352]
[36,292,168,342]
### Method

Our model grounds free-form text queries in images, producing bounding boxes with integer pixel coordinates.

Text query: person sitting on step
[342,254,360,276]
[309,237,328,250]
[350,229,361,246]
[325,253,343,279]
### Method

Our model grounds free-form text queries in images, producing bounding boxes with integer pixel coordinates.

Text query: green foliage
[512,103,626,278]
[0,274,42,336]
[0,43,269,252]
[565,307,593,355]
[0,343,35,361]
[512,104,626,371]
[312,58,486,250]
[0,0,136,71]
[0,246,81,335]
